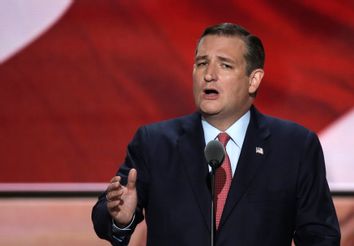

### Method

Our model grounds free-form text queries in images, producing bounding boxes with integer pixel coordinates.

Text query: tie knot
[218,132,230,147]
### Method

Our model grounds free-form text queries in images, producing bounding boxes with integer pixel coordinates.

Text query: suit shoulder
[261,113,314,139]
[146,113,197,129]
[258,113,322,160]
[137,112,199,138]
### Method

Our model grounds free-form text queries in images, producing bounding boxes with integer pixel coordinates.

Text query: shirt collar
[201,110,250,148]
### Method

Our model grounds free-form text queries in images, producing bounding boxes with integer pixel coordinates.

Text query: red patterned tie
[215,132,232,230]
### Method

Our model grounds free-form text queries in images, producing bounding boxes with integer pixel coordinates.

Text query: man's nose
[204,64,218,82]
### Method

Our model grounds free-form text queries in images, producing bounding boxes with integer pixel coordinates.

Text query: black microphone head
[204,140,225,170]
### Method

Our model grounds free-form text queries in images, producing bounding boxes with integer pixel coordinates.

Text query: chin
[199,102,220,112]
[199,108,220,117]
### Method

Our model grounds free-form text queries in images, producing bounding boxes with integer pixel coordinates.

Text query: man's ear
[248,69,264,95]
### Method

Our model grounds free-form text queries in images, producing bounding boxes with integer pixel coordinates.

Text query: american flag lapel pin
[256,147,264,155]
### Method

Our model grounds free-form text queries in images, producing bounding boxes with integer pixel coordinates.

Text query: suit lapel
[219,106,271,228]
[177,112,211,231]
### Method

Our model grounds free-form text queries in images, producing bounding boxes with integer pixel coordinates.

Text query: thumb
[127,168,137,190]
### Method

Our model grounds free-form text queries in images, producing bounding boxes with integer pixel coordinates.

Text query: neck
[203,108,250,132]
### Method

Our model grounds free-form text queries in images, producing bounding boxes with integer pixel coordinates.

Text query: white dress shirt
[202,111,250,176]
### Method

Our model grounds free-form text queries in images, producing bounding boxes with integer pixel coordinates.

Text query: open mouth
[204,89,219,95]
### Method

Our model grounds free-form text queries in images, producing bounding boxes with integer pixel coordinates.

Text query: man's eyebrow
[217,56,235,63]
[195,55,208,61]
[195,55,235,63]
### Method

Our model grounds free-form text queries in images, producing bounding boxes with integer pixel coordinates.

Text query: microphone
[204,139,226,246]
[204,140,225,170]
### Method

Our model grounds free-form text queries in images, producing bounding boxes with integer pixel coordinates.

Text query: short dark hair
[197,23,265,76]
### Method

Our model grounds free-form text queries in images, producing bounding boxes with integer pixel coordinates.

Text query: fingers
[107,176,121,192]
[106,168,137,201]
[110,175,121,184]
[108,168,137,189]
[105,170,138,224]
[107,177,120,192]
[127,169,137,190]
[106,176,122,202]
[106,188,124,201]
[107,198,122,209]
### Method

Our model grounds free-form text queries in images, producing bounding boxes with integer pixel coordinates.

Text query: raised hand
[106,169,138,226]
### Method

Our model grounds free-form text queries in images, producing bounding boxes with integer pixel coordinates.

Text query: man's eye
[196,62,207,67]
[221,63,232,69]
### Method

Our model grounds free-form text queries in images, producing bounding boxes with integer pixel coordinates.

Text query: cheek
[192,81,200,102]
[192,75,202,93]
[227,82,248,101]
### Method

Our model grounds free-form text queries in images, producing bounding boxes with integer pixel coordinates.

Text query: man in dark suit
[92,23,340,245]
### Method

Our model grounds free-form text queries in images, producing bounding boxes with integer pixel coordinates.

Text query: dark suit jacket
[92,106,340,245]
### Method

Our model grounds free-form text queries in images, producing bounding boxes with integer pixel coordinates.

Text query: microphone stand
[205,140,225,246]
[210,166,216,246]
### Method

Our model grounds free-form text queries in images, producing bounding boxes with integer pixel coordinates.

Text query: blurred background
[0,0,353,245]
